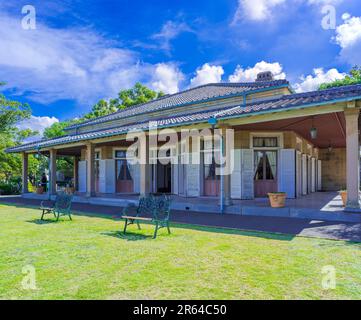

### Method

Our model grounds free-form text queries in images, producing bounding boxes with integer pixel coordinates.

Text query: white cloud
[151,21,192,53]
[293,68,346,93]
[333,14,361,65]
[150,63,185,94]
[190,63,224,87]
[229,61,286,82]
[0,12,184,109]
[17,116,59,141]
[232,0,286,23]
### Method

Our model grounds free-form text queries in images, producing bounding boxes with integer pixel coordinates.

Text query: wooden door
[254,151,278,197]
[116,159,134,193]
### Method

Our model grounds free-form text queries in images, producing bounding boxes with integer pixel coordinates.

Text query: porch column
[49,149,57,195]
[73,156,79,191]
[86,143,96,197]
[344,108,360,209]
[21,152,28,194]
[140,134,151,195]
[220,126,233,207]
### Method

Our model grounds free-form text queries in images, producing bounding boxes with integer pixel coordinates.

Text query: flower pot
[339,191,347,207]
[35,187,44,194]
[268,193,286,208]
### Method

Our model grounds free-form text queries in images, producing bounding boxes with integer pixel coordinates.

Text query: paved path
[1,196,361,242]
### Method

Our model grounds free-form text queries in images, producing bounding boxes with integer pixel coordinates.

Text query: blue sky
[1,0,361,134]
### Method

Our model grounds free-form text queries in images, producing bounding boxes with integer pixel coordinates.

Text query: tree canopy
[45,82,164,139]
[319,66,361,90]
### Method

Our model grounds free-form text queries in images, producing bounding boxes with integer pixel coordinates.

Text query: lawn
[0,203,360,300]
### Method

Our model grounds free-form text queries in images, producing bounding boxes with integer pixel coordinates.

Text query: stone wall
[319,148,346,191]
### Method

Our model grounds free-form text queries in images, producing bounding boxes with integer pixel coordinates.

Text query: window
[253,137,278,148]
[254,151,277,181]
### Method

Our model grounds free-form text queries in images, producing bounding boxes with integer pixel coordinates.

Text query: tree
[44,83,164,138]
[113,82,164,110]
[0,83,31,133]
[43,120,78,139]
[319,66,361,90]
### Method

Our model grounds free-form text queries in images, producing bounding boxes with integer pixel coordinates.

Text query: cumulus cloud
[232,0,286,23]
[190,63,224,87]
[17,116,59,141]
[293,68,346,93]
[333,13,361,65]
[150,63,185,94]
[0,12,184,108]
[229,61,286,82]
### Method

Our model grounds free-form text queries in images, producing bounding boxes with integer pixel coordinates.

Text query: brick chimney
[256,71,274,82]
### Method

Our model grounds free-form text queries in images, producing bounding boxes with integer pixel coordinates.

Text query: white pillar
[21,152,29,194]
[140,134,151,195]
[344,108,360,208]
[49,149,57,195]
[73,156,79,191]
[86,143,96,197]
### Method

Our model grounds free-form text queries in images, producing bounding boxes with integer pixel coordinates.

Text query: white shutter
[241,149,254,199]
[78,161,87,193]
[311,157,316,193]
[296,151,302,198]
[186,140,200,197]
[302,154,307,195]
[99,160,115,193]
[279,149,296,199]
[133,163,140,193]
[231,149,242,199]
[172,164,179,195]
[317,160,322,191]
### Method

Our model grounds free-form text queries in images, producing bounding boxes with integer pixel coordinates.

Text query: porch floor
[20,191,361,223]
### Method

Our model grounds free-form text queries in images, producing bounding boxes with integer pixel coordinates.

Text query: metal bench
[40,192,73,221]
[121,194,172,239]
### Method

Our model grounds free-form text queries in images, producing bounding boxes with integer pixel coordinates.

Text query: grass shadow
[26,219,58,225]
[101,231,152,241]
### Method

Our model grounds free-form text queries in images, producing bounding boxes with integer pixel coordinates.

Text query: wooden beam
[334,113,346,140]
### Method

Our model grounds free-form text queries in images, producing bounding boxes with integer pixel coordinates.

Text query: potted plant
[268,192,287,208]
[35,184,44,194]
[339,189,347,207]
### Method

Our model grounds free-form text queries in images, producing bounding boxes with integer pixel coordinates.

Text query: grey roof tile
[65,80,290,130]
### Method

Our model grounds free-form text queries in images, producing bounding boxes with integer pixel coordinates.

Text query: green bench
[40,192,73,221]
[121,195,172,239]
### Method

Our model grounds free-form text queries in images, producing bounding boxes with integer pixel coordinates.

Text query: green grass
[0,203,360,300]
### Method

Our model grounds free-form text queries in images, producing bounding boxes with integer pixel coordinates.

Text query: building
[7,73,361,215]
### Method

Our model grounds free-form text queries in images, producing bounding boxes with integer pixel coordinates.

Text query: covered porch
[20,101,361,215]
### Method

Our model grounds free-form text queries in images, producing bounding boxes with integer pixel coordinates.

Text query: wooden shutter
[78,161,87,193]
[241,149,254,199]
[279,149,296,199]
[317,160,322,191]
[231,149,242,199]
[99,160,115,194]
[302,154,307,195]
[311,157,316,193]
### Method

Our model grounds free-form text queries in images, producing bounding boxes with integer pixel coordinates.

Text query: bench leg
[41,209,45,221]
[56,212,60,222]
[153,222,159,239]
[167,221,171,234]
[123,218,128,234]
[68,213,72,221]
[136,220,141,230]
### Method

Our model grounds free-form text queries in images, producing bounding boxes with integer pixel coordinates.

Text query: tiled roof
[65,80,290,130]
[7,83,361,153]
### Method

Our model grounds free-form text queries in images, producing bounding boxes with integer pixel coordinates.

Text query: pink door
[116,159,134,193]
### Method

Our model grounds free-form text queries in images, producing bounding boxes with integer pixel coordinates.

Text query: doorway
[115,150,134,193]
[155,161,172,194]
[254,150,278,197]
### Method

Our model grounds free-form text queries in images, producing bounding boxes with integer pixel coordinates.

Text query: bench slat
[122,216,152,221]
